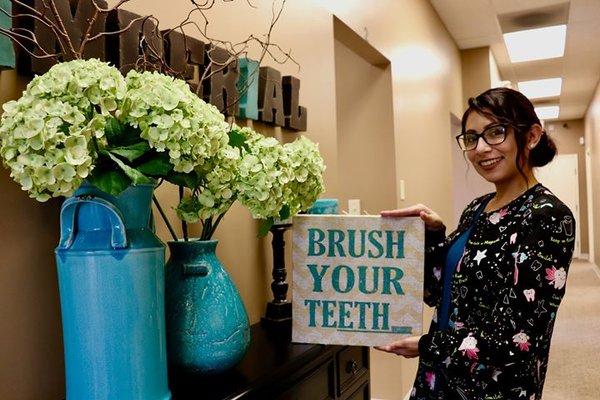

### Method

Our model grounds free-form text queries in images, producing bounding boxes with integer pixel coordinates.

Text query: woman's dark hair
[461,87,557,183]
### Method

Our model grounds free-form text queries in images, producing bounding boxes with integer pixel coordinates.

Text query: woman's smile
[478,156,504,170]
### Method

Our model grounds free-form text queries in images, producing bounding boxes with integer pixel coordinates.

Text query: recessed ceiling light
[504,25,567,63]
[518,78,562,99]
[535,105,560,120]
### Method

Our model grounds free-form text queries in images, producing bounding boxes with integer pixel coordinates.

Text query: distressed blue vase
[166,240,250,374]
[55,184,171,400]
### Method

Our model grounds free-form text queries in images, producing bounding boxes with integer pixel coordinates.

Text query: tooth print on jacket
[411,184,575,400]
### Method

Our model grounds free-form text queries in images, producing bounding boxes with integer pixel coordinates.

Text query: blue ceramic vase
[55,184,171,400]
[165,239,251,374]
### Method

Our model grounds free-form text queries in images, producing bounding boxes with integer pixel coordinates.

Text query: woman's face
[464,111,523,184]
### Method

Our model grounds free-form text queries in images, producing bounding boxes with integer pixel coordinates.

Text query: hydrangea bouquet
[0,59,326,239]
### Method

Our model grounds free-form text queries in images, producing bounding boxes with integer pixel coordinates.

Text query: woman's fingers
[381,204,430,218]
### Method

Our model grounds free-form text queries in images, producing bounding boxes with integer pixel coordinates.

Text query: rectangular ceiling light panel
[535,105,560,120]
[504,25,567,63]
[518,78,562,99]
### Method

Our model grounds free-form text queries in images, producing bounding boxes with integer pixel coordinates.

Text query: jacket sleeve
[423,197,482,307]
[418,201,575,370]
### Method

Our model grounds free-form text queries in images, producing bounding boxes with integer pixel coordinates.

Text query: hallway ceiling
[430,0,600,120]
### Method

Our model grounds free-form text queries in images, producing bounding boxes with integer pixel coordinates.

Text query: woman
[378,87,575,400]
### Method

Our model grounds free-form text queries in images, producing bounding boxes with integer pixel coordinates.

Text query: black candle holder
[261,221,293,335]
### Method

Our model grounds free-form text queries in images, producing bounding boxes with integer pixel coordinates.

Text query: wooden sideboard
[170,323,371,400]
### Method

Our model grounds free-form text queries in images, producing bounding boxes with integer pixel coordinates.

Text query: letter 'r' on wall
[237,58,259,120]
[0,0,15,69]
[258,66,285,126]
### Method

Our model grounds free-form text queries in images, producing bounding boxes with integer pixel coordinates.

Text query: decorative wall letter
[206,46,239,117]
[0,0,15,69]
[237,58,259,120]
[282,76,307,131]
[19,0,107,74]
[258,66,284,126]
[107,9,163,74]
[164,29,206,96]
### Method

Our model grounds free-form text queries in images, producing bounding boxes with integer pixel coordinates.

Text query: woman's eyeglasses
[456,124,509,151]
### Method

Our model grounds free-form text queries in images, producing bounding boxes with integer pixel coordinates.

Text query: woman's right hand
[380,204,445,232]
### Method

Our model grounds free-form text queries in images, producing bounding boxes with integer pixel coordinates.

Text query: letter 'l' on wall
[0,0,15,69]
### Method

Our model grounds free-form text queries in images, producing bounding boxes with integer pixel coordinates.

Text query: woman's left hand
[374,335,422,358]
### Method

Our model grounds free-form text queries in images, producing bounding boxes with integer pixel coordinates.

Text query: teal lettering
[332,265,355,293]
[358,266,379,294]
[307,264,330,292]
[372,302,390,330]
[382,267,404,295]
[385,230,405,259]
[338,300,354,329]
[368,230,384,258]
[304,299,321,327]
[354,301,372,330]
[308,228,326,256]
[322,300,337,328]
[348,229,366,258]
[327,229,346,257]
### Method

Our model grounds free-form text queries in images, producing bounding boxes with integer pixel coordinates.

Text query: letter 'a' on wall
[237,58,259,120]
[292,215,425,347]
[258,66,285,126]
[0,0,15,69]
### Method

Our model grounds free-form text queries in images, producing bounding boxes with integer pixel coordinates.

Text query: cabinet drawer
[336,346,368,396]
[278,360,334,400]
[344,381,369,400]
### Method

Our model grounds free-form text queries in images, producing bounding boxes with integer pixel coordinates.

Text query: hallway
[544,260,600,399]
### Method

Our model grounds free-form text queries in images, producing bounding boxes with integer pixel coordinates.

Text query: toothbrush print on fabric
[412,184,575,400]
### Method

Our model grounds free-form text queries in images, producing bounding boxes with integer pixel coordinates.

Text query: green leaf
[279,204,291,221]
[136,153,173,176]
[105,117,124,145]
[87,169,131,195]
[105,151,153,185]
[228,128,250,152]
[109,141,150,162]
[258,217,274,237]
[165,171,202,189]
[105,120,144,147]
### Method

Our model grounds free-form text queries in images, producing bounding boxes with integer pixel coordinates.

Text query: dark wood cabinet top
[170,323,343,399]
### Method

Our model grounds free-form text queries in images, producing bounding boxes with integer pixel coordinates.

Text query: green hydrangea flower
[283,136,326,215]
[120,70,230,174]
[0,59,126,201]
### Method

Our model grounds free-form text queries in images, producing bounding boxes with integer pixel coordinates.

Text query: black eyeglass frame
[455,122,529,151]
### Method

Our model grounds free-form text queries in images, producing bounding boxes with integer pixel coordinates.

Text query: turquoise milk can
[55,184,171,400]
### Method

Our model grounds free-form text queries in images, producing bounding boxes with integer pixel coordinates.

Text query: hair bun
[530,132,557,167]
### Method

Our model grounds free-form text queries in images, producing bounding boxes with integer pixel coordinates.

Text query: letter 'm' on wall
[107,9,163,74]
[282,76,307,131]
[14,0,107,75]
[258,66,284,126]
[0,0,15,69]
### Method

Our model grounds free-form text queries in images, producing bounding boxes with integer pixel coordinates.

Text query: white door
[535,154,581,258]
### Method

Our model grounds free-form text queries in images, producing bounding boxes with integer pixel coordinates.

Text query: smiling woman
[379,88,575,400]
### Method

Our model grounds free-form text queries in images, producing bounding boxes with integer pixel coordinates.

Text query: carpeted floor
[542,259,600,399]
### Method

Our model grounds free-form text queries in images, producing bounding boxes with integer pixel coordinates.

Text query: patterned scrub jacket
[411,183,575,400]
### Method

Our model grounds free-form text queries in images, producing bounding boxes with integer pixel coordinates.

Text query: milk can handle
[58,195,129,250]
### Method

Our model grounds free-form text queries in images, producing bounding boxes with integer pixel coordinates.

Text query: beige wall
[585,84,600,263]
[544,119,589,255]
[0,1,463,398]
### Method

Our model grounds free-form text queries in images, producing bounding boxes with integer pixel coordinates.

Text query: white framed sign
[292,215,425,347]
